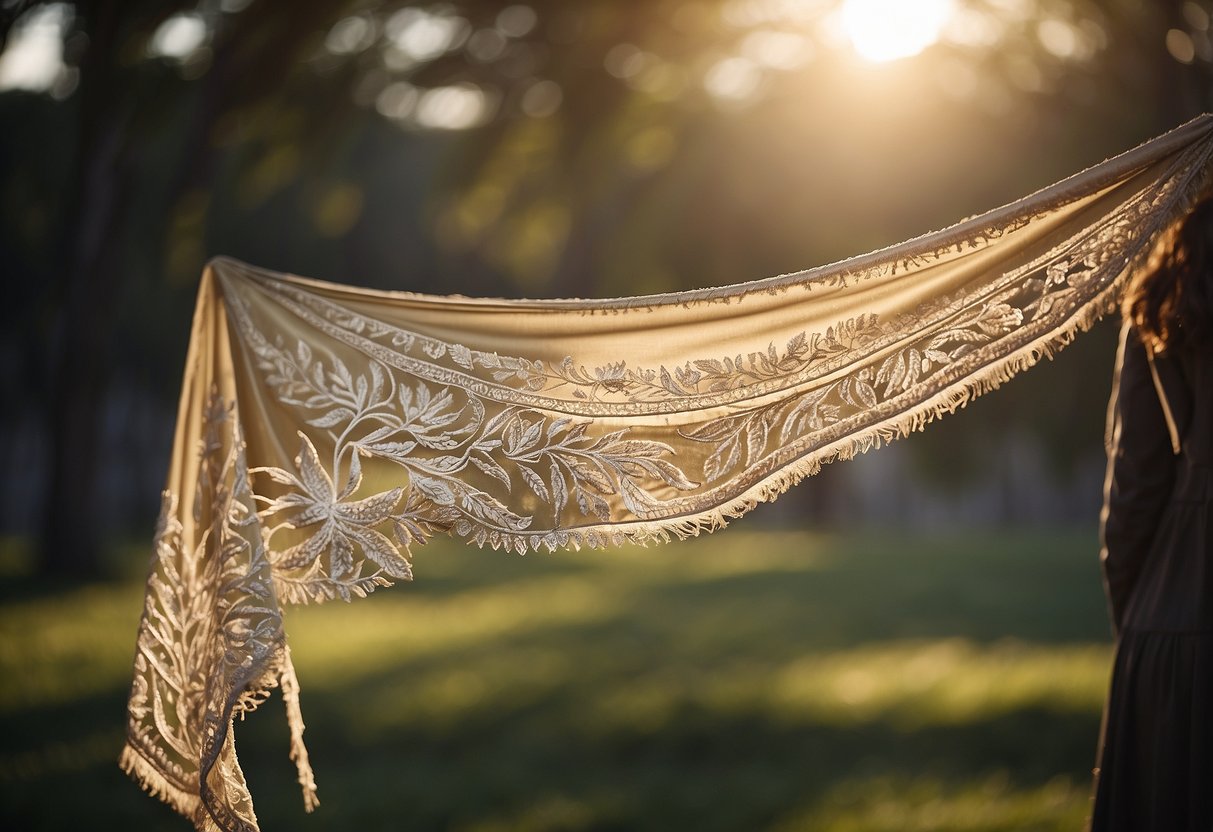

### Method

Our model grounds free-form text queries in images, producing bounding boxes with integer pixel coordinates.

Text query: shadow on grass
[0,528,1111,831]
[0,680,1099,831]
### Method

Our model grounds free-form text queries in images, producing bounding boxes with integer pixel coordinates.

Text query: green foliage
[0,528,1110,830]
[5,0,1210,563]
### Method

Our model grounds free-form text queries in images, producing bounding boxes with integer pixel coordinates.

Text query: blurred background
[1,0,1212,829]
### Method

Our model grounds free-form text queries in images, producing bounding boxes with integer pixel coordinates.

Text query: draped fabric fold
[122,115,1213,830]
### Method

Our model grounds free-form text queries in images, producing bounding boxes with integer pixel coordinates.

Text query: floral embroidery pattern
[230,228,1113,574]
[238,329,702,600]
[205,130,1201,597]
[123,117,1213,832]
[124,393,284,831]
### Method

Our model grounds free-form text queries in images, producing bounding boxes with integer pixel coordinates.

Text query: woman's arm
[1099,321,1178,635]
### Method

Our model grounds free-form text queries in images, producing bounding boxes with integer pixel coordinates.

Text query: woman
[1091,197,1213,831]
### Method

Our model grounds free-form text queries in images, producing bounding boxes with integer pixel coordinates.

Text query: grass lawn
[0,527,1112,831]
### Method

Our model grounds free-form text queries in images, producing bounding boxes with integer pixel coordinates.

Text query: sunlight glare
[386,8,468,62]
[842,0,955,63]
[0,4,70,93]
[148,13,208,60]
[704,57,762,101]
[414,84,493,130]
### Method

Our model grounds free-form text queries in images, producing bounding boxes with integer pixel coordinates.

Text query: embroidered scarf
[122,115,1213,831]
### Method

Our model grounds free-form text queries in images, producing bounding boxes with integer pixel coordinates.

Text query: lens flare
[841,0,955,63]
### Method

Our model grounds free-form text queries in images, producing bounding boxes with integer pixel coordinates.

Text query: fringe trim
[230,121,1213,605]
[596,311,1104,545]
[278,645,320,812]
[213,114,1213,311]
[466,293,1127,553]
[131,114,1212,831]
[463,292,1118,556]
[119,743,201,819]
[466,142,1213,556]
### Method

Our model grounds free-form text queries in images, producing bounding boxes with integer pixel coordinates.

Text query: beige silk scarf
[122,115,1213,830]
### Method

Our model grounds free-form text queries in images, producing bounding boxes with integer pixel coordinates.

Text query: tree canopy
[2,0,1210,573]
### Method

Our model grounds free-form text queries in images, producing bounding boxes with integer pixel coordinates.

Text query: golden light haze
[842,0,957,62]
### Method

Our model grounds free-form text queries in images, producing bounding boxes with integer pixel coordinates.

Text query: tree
[2,0,1210,573]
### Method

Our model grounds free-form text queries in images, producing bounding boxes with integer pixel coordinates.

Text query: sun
[841,0,956,63]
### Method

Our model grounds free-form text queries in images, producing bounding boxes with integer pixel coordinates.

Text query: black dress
[1091,321,1212,831]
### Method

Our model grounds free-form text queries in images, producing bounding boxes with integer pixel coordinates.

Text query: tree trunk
[38,1,130,576]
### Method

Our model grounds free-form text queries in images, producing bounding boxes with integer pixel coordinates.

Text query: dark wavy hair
[1124,197,1213,353]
